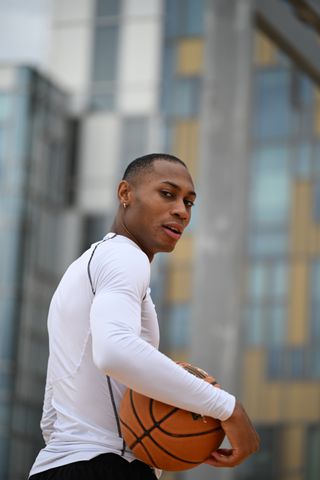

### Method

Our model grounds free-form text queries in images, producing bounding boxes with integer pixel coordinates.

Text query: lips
[162,223,183,240]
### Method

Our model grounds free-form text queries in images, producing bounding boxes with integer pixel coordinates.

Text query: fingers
[204,401,260,468]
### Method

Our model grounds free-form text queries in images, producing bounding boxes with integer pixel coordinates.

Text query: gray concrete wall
[187,1,254,479]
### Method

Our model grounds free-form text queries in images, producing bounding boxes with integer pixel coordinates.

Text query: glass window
[310,261,320,341]
[96,0,121,17]
[248,230,288,257]
[253,70,291,139]
[165,0,204,37]
[90,92,115,111]
[250,146,290,225]
[185,0,204,35]
[267,347,283,378]
[248,263,267,300]
[306,424,320,480]
[168,304,190,349]
[235,426,281,480]
[267,304,286,346]
[246,304,265,345]
[172,77,201,117]
[121,117,148,170]
[82,215,108,251]
[162,44,176,115]
[0,93,12,123]
[92,25,119,83]
[269,261,288,298]
[289,347,306,378]
[294,142,312,178]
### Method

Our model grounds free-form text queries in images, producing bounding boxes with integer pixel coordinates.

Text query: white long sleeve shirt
[29,233,235,477]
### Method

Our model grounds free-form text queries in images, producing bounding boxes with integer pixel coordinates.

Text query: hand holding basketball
[205,400,260,468]
[120,362,225,471]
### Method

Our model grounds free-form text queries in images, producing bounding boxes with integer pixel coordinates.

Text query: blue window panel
[310,261,320,341]
[90,92,115,111]
[267,347,283,378]
[168,304,190,348]
[185,0,204,35]
[165,0,204,37]
[253,70,291,139]
[250,146,290,225]
[289,347,306,379]
[310,348,320,379]
[187,201,198,232]
[248,230,288,257]
[0,94,12,122]
[306,425,320,479]
[246,305,264,345]
[165,0,182,37]
[269,261,288,298]
[294,142,312,179]
[267,304,286,346]
[161,44,176,115]
[92,25,119,83]
[172,77,201,117]
[314,142,320,176]
[248,263,267,301]
[299,72,314,107]
[96,0,120,17]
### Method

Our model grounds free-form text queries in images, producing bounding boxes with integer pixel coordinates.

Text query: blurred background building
[0,1,319,479]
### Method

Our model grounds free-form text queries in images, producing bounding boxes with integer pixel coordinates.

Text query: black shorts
[29,453,157,480]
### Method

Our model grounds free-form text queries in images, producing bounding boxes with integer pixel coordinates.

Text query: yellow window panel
[166,266,192,303]
[172,119,199,179]
[253,31,277,66]
[290,181,312,255]
[287,260,309,345]
[170,236,193,266]
[282,426,304,471]
[176,38,203,76]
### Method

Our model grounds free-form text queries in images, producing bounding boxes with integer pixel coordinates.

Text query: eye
[184,199,195,208]
[161,190,174,198]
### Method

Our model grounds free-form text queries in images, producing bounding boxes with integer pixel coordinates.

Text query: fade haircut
[122,153,187,183]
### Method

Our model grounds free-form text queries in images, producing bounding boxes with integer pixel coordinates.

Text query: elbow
[92,337,127,375]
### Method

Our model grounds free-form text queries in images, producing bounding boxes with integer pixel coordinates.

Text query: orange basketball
[119,362,225,471]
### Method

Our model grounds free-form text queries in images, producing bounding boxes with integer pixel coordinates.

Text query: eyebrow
[160,180,197,198]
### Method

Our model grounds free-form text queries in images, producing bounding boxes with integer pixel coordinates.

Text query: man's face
[124,160,196,259]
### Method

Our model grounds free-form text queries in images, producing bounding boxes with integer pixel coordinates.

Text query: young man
[29,154,259,480]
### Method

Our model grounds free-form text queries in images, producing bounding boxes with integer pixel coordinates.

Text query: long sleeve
[90,242,235,421]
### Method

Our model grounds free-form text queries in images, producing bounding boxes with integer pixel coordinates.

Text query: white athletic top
[29,233,235,477]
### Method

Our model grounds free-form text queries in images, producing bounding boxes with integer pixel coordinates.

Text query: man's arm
[205,400,260,467]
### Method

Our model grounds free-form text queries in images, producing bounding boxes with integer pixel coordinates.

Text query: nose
[171,199,189,222]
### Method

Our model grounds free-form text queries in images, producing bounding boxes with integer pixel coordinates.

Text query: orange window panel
[172,119,199,179]
[253,31,277,66]
[176,38,203,76]
[166,266,192,303]
[287,260,309,345]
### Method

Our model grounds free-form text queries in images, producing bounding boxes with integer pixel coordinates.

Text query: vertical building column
[188,2,253,479]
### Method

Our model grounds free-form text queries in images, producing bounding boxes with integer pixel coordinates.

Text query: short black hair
[122,153,187,182]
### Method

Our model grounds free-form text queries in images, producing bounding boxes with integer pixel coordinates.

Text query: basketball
[119,362,225,471]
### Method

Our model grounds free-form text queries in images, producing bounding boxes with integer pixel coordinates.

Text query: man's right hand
[205,400,260,468]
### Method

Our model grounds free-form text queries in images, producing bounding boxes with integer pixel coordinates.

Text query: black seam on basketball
[127,392,178,449]
[120,418,158,467]
[149,398,223,438]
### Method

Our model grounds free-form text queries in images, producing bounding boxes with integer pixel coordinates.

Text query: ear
[118,180,133,205]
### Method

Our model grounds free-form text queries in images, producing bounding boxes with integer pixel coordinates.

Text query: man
[29,153,259,480]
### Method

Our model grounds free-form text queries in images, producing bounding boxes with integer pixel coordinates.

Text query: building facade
[0,65,71,479]
[1,1,320,479]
